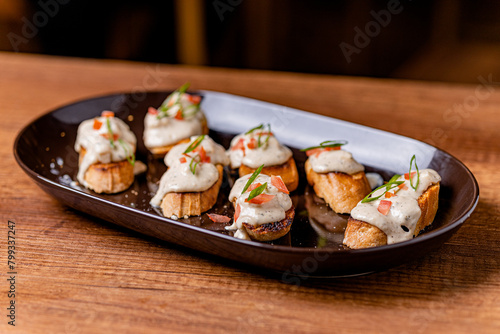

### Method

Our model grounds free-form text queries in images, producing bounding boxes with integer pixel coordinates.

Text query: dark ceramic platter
[14,91,479,277]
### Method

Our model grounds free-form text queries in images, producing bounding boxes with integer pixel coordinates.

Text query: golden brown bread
[160,164,224,217]
[343,218,388,248]
[148,118,209,157]
[304,159,371,214]
[343,183,440,249]
[242,206,295,242]
[79,147,134,194]
[239,157,299,192]
[148,138,190,157]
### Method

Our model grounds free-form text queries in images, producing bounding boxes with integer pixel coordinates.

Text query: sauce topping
[165,135,229,167]
[350,168,441,244]
[365,172,384,189]
[309,149,364,174]
[227,127,292,169]
[150,156,219,207]
[226,174,292,239]
[75,111,136,187]
[143,86,205,148]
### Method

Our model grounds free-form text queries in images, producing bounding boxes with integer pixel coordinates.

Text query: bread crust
[148,118,209,157]
[304,159,371,214]
[239,157,299,192]
[79,147,134,194]
[343,183,440,249]
[242,206,295,242]
[160,164,224,217]
[148,138,190,157]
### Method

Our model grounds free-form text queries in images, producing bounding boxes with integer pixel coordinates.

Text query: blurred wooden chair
[393,0,500,83]
[106,0,208,65]
[0,0,37,52]
[174,0,207,65]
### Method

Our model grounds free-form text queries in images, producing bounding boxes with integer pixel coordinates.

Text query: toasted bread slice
[79,147,134,194]
[149,138,190,157]
[160,164,224,217]
[304,159,371,214]
[242,206,295,242]
[343,183,440,249]
[239,157,299,192]
[148,119,209,157]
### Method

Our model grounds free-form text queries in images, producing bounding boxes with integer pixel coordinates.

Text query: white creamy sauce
[143,92,206,148]
[226,174,292,239]
[150,158,219,207]
[133,161,147,175]
[350,169,441,244]
[309,149,364,174]
[227,132,292,169]
[365,172,384,189]
[164,136,229,167]
[233,228,251,240]
[74,115,137,187]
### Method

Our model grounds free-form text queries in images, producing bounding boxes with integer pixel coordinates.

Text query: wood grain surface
[1,52,499,334]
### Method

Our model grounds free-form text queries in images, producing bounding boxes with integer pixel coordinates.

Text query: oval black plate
[14,91,479,277]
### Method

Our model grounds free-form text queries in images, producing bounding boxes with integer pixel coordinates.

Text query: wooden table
[1,52,499,334]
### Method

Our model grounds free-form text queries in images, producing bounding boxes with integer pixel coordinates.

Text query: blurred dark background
[1,0,499,83]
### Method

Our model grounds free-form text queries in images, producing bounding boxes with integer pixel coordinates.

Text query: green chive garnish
[178,82,190,94]
[246,182,267,201]
[409,154,420,191]
[245,124,264,135]
[300,140,347,152]
[298,209,309,217]
[118,139,135,166]
[317,236,327,248]
[361,177,404,203]
[106,118,115,148]
[245,124,272,148]
[157,82,193,119]
[183,104,200,118]
[241,164,264,194]
[257,123,272,148]
[388,174,401,184]
[189,156,200,175]
[183,135,205,154]
[159,96,173,113]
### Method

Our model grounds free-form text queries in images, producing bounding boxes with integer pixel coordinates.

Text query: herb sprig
[241,164,264,194]
[245,123,272,148]
[361,174,404,203]
[189,156,200,175]
[300,140,347,152]
[118,139,135,166]
[258,123,271,148]
[160,82,189,112]
[409,154,420,190]
[106,118,115,148]
[182,135,207,175]
[105,118,135,166]
[247,182,268,201]
[361,155,421,203]
[245,124,264,135]
[183,135,205,154]
[182,104,200,118]
[157,82,199,119]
